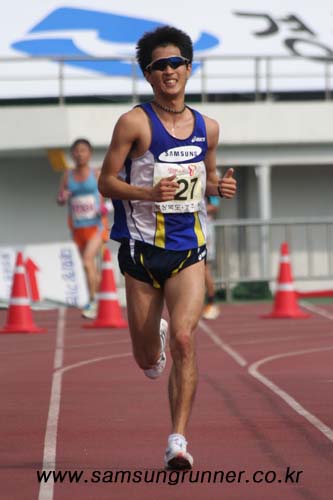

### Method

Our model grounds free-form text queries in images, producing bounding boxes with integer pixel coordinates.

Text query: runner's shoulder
[201,114,219,132]
[116,107,149,136]
[201,114,219,146]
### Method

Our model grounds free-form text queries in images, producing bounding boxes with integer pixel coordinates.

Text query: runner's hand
[151,175,179,202]
[57,189,71,204]
[218,168,236,198]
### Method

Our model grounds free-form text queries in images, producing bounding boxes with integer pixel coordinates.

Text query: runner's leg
[124,273,165,370]
[164,260,205,435]
[82,231,103,300]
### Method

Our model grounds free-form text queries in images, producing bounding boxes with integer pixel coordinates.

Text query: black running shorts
[118,239,207,288]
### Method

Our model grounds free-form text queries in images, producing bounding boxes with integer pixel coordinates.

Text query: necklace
[152,100,186,114]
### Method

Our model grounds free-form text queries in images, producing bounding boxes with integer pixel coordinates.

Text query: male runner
[98,26,237,469]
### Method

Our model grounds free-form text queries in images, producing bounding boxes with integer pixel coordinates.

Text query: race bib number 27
[153,162,204,214]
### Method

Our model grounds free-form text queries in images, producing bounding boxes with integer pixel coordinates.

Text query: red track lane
[1,301,333,500]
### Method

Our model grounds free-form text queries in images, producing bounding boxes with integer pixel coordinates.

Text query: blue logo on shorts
[11,8,220,77]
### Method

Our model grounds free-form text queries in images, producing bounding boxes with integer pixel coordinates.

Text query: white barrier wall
[2,102,333,152]
[0,242,89,307]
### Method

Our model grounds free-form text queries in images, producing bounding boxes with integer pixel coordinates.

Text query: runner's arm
[204,117,236,199]
[98,110,178,202]
[57,170,70,205]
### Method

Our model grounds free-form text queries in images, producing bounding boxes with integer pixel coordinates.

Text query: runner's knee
[82,254,94,270]
[169,331,194,360]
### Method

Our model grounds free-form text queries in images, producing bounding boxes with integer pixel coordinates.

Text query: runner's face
[71,143,91,167]
[145,45,191,98]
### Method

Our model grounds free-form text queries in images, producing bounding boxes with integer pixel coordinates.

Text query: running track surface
[1,300,332,500]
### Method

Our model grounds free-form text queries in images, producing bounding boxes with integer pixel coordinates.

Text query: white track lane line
[58,351,132,375]
[198,320,247,367]
[38,307,66,500]
[300,300,333,320]
[248,346,333,443]
[38,307,132,500]
[199,314,333,444]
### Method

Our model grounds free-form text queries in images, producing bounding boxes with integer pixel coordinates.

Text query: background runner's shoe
[81,300,97,319]
[202,303,219,320]
[164,434,193,470]
[144,319,168,379]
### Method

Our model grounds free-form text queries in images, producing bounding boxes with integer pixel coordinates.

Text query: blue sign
[12,8,220,77]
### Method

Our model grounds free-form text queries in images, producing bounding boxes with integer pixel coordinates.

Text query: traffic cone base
[83,248,128,329]
[0,252,46,334]
[0,325,45,334]
[263,314,309,319]
[262,242,310,320]
[262,307,310,319]
[0,303,46,332]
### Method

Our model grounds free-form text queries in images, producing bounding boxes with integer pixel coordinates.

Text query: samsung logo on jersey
[159,146,202,162]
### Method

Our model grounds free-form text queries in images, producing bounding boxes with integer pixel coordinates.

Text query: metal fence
[213,217,333,301]
[0,54,332,103]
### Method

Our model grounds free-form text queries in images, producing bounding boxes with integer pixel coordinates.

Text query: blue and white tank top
[67,169,101,228]
[111,102,208,251]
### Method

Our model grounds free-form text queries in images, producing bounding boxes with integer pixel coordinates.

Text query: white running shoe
[144,319,168,379]
[81,300,97,319]
[202,303,219,320]
[164,434,193,470]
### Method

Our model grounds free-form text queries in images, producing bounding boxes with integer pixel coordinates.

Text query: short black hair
[136,25,193,73]
[70,138,93,151]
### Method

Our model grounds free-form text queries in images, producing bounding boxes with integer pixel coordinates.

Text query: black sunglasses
[145,56,189,72]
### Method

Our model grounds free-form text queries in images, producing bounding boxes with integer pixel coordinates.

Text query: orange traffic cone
[0,252,46,333]
[84,248,128,329]
[262,242,310,319]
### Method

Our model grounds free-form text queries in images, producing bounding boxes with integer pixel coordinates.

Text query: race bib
[153,162,204,214]
[71,194,98,221]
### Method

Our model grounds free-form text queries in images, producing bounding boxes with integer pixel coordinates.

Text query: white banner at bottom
[0,242,89,308]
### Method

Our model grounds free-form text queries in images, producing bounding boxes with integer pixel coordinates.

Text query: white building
[1,0,333,293]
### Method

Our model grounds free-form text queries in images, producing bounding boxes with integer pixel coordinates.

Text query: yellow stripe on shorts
[154,211,166,248]
[140,253,160,289]
[171,250,192,276]
[194,212,205,246]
